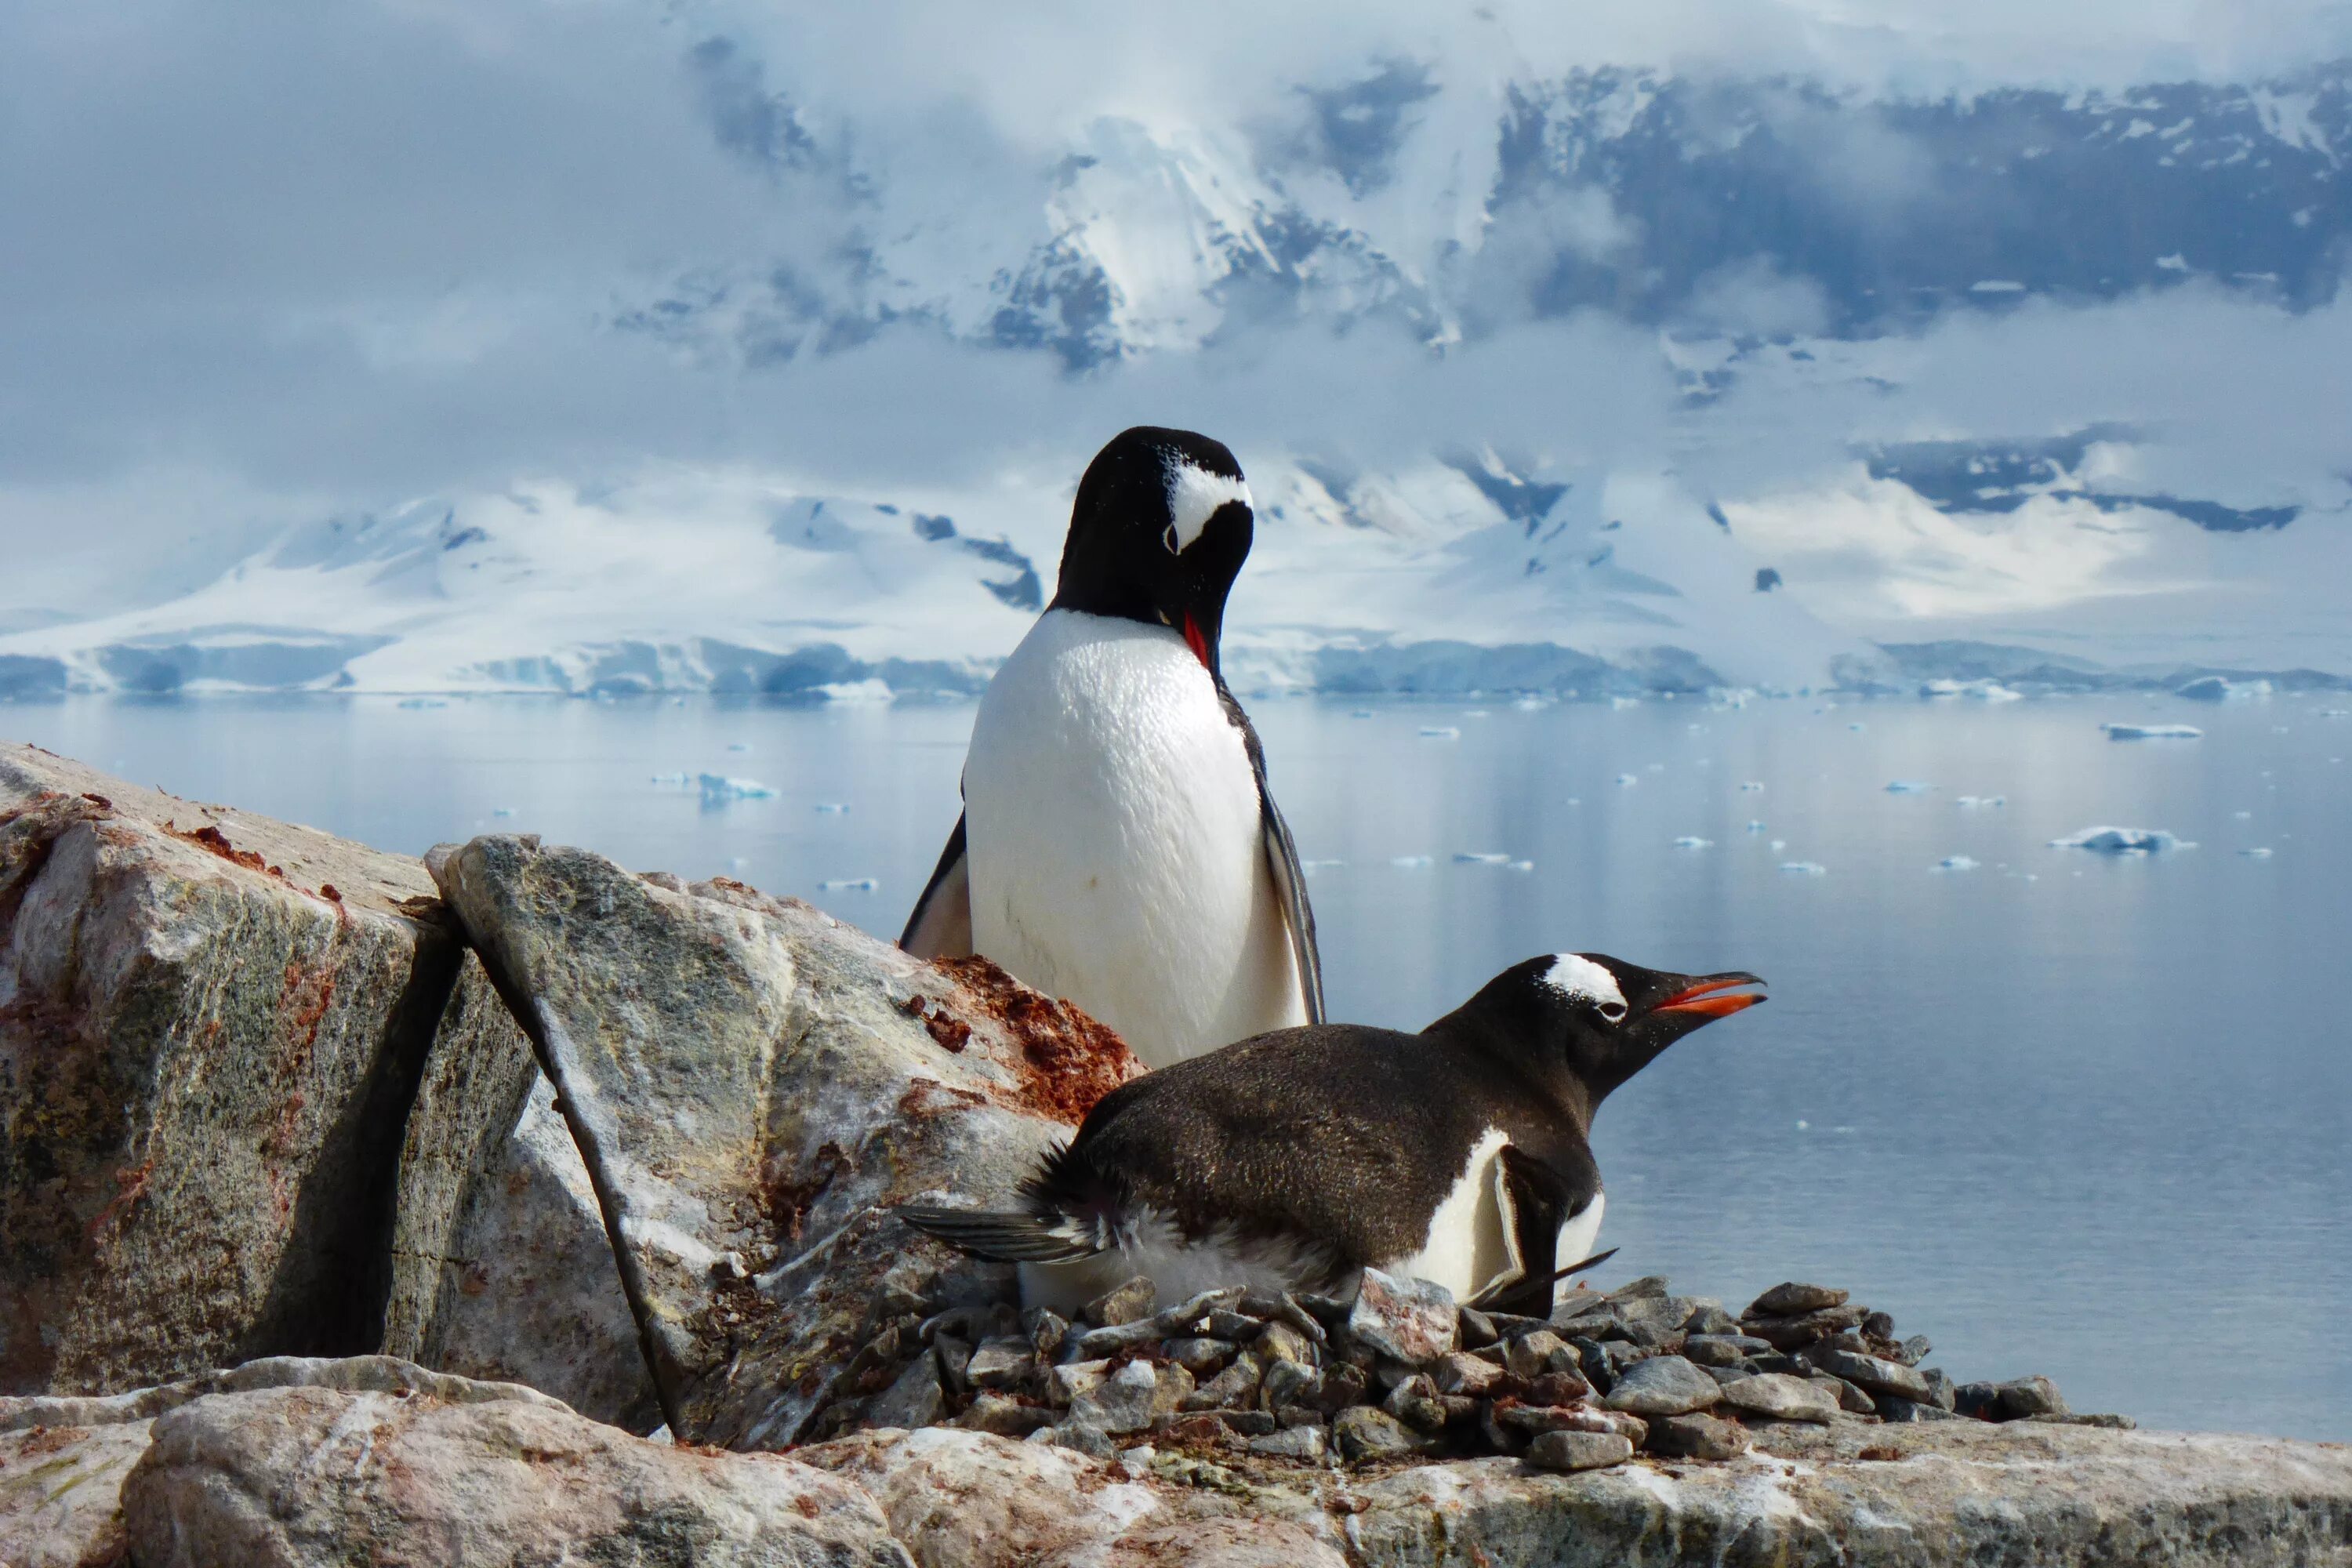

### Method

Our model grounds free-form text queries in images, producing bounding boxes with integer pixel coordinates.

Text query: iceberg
[1420,726,1461,740]
[1780,860,1828,876]
[2102,723,2203,739]
[814,802,849,813]
[1957,794,2007,808]
[2176,676,2272,702]
[650,772,691,786]
[1921,678,2023,702]
[1454,852,1512,865]
[1391,855,1433,869]
[1740,781,1765,792]
[1885,780,1933,794]
[1934,855,1980,872]
[1746,819,1766,833]
[1508,859,1535,873]
[698,773,779,801]
[1616,773,1638,786]
[2239,846,2275,858]
[1674,836,1714,849]
[2049,826,2194,854]
[818,877,880,891]
[491,807,517,818]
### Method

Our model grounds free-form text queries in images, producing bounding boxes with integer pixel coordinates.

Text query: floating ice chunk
[1674,836,1713,850]
[1610,695,1640,710]
[1957,795,2007,809]
[814,802,849,814]
[1301,858,1347,873]
[699,774,778,801]
[2238,846,2275,858]
[2232,810,2252,819]
[2321,708,2349,718]
[1391,855,1433,869]
[1616,774,1638,786]
[1512,696,1548,712]
[1565,797,1581,807]
[2049,826,2194,854]
[728,742,752,753]
[491,807,517,818]
[2176,675,2273,702]
[1780,861,1828,876]
[1933,855,1980,872]
[1922,679,2023,702]
[1769,838,1788,851]
[2102,723,2203,740]
[1740,781,1765,793]
[1847,721,1867,731]
[1454,852,1512,865]
[395,696,448,710]
[1420,726,1460,740]
[1746,819,1766,833]
[1885,780,1933,794]
[1508,859,1535,873]
[650,772,691,786]
[818,877,879,891]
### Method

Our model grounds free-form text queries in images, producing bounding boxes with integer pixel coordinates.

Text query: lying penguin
[899,952,1763,1316]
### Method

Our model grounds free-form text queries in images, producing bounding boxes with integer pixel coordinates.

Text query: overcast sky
[3,0,2349,612]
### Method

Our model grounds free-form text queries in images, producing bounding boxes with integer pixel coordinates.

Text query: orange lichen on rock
[164,819,271,875]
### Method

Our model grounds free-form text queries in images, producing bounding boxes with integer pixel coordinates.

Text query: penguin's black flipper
[895,1204,1103,1264]
[1218,688,1325,1023]
[900,813,975,959]
[1468,1145,1577,1317]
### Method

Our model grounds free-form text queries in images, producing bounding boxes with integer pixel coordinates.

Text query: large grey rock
[1348,1268,1458,1363]
[0,746,522,1396]
[1599,1355,1720,1417]
[1714,1370,1842,1424]
[426,834,1143,1448]
[122,1379,906,1567]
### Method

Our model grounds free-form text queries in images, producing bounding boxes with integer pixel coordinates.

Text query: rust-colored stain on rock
[933,956,1142,1127]
[164,819,274,877]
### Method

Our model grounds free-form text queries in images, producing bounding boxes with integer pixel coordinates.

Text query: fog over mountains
[4,8,2349,698]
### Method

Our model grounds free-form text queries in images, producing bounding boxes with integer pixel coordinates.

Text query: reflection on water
[10,690,2349,1438]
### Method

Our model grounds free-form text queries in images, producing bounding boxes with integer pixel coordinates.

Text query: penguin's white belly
[1384,1131,1606,1309]
[963,609,1305,1068]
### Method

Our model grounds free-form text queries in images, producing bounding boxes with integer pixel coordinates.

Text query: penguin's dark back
[1038,1025,1588,1269]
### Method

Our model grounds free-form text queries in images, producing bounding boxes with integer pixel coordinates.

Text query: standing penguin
[900,427,1322,1067]
[899,953,1763,1316]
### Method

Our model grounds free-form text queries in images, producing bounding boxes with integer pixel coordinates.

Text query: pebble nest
[882,1269,2132,1471]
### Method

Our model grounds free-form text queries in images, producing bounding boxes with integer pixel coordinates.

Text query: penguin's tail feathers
[895,1203,1106,1264]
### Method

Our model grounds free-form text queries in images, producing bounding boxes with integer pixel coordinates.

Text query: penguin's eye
[1599,1000,1628,1023]
[1163,521,1181,554]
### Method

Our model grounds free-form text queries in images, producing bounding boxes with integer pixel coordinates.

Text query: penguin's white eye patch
[1541,953,1627,1012]
[1165,460,1250,554]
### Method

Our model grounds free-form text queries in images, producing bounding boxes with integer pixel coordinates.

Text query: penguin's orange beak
[1651,972,1767,1019]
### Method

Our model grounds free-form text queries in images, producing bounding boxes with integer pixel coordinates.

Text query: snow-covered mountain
[5,45,2349,699]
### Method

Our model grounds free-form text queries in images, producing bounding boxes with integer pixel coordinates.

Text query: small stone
[1646,1412,1748,1460]
[1313,1363,1370,1414]
[1292,1291,1353,1328]
[865,1352,946,1429]
[1348,1268,1459,1363]
[1047,1420,1116,1460]
[1566,1338,1617,1393]
[1050,1359,1110,1408]
[1250,1424,1328,1461]
[1022,1307,1068,1358]
[1383,1374,1446,1433]
[1803,1347,1933,1404]
[933,1333,975,1392]
[1205,1309,1264,1341]
[1744,1305,1871,1350]
[2032,1411,2135,1429]
[1715,1372,1840,1424]
[1862,1311,1897,1341]
[955,1392,1052,1436]
[1550,1287,1607,1320]
[1261,1359,1320,1412]
[1682,1334,1773,1367]
[965,1336,1035,1390]
[1276,1405,1326,1430]
[1182,1356,1263,1411]
[1434,1352,1503,1396]
[1613,1298,1686,1349]
[1922,1367,1957,1411]
[1608,1276,1671,1303]
[1497,1404,1613,1437]
[1167,1337,1236,1375]
[1256,1320,1320,1367]
[1955,1381,2001,1420]
[1705,1365,1757,1388]
[1161,1414,1235,1449]
[1551,1310,1627,1342]
[1273,1294,1331,1345]
[1810,1374,1876,1414]
[1994,1376,2070,1420]
[1599,1355,1720,1417]
[1073,1359,1190,1434]
[1210,1409,1277,1436]
[1458,1306,1499,1348]
[1526,1429,1635,1472]
[1083,1276,1157,1327]
[1523,1369,1592,1406]
[1504,1329,1574,1381]
[1896,1335,1933,1367]
[1877,1396,1960,1423]
[1746,1282,1849,1317]
[1682,1302,1743,1336]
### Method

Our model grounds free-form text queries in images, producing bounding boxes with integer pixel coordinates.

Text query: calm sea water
[10,691,2348,1439]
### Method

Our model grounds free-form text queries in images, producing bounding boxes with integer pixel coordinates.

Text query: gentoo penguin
[899,426,1322,1068]
[900,953,1763,1316]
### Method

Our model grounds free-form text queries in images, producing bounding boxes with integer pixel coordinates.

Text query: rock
[1042,1421,1116,1460]
[1525,1429,1636,1472]
[1744,1303,1871,1349]
[0,749,511,1396]
[1348,1269,1457,1363]
[1502,1329,1573,1381]
[1185,1356,1263,1411]
[1747,1282,1849,1317]
[1994,1375,2071,1420]
[1458,1306,1499,1348]
[1167,1337,1236,1376]
[2034,1411,2137,1430]
[1383,1374,1446,1433]
[1862,1310,1897,1340]
[866,1355,946,1431]
[1599,1356,1720,1417]
[955,1393,1051,1437]
[1681,1302,1743,1336]
[1260,1359,1319,1412]
[1524,1368,1594,1406]
[1333,1406,1426,1461]
[1646,1412,1749,1460]
[1813,1374,1878,1414]
[1896,1334,1933,1367]
[0,1418,152,1567]
[1681,1333,1773,1367]
[1207,1409,1277,1437]
[1248,1424,1327,1462]
[1955,1380,2002,1420]
[965,1337,1034,1390]
[1608,1276,1671,1303]
[1083,1276,1156,1327]
[1254,1319,1319,1367]
[1071,1359,1185,1435]
[1878,1395,1962,1422]
[1432,1352,1503,1396]
[1805,1346,1935,1403]
[1922,1366,1958,1411]
[426,834,1142,1447]
[1022,1309,1067,1359]
[120,1380,901,1568]
[1715,1371,1842,1424]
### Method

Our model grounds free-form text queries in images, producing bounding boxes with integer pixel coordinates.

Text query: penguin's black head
[1051,426,1254,676]
[1449,953,1766,1115]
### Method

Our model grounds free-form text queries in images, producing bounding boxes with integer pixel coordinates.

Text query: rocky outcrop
[423,834,1142,1449]
[0,745,529,1396]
